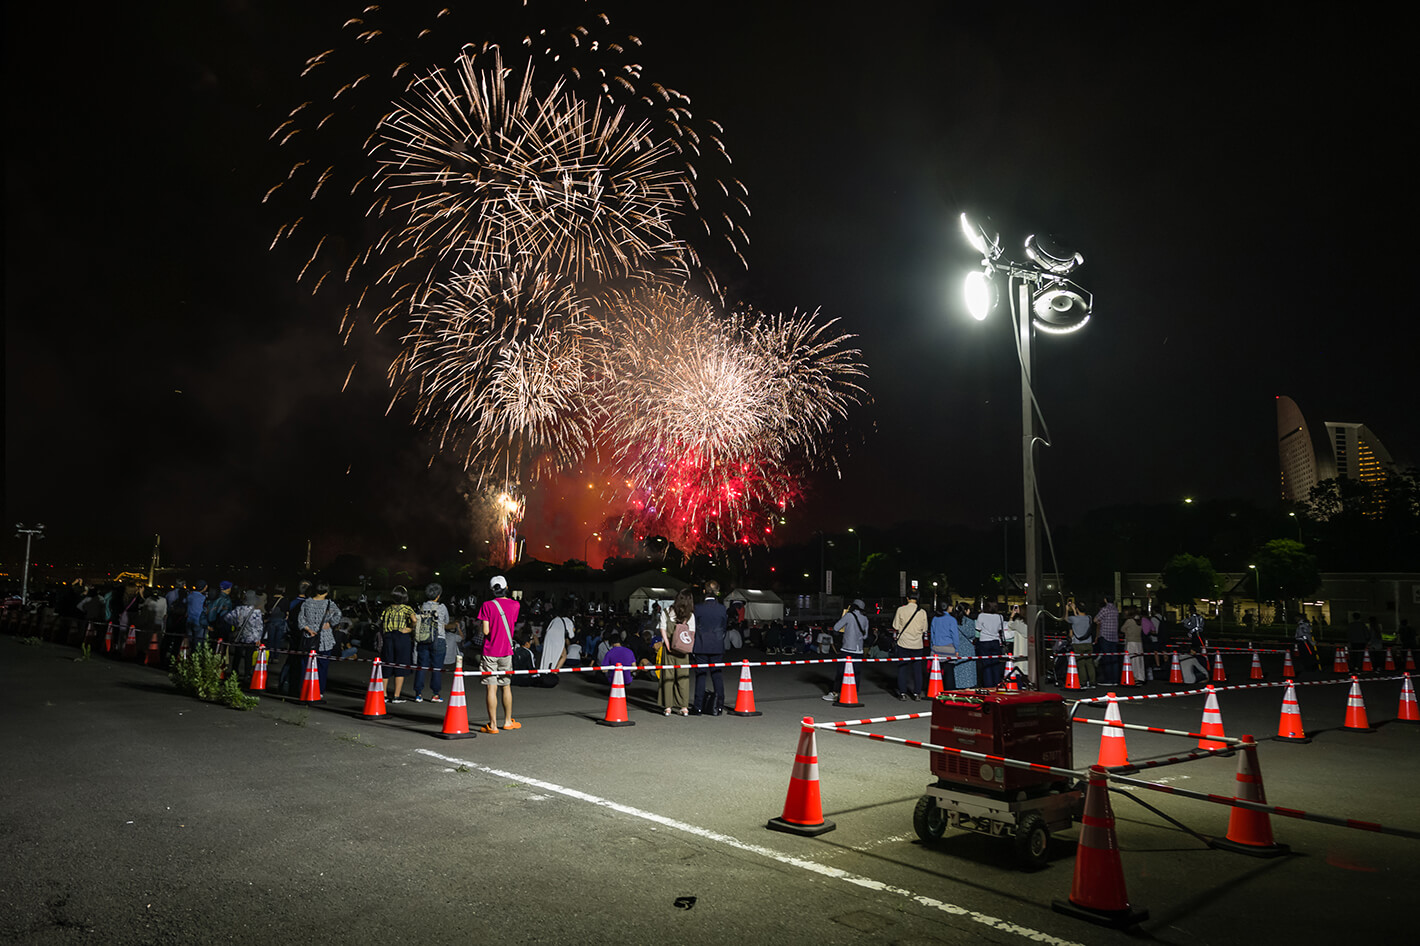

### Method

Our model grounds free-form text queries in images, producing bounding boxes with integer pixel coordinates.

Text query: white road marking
[418,748,1084,946]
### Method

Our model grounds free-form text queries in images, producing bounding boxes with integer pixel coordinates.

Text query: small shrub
[19,636,41,646]
[74,643,92,662]
[170,645,257,711]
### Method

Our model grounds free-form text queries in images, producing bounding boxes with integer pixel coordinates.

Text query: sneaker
[910,692,922,702]
[898,692,908,701]
[390,697,407,704]
[431,695,444,703]
[414,695,424,703]
[821,692,839,702]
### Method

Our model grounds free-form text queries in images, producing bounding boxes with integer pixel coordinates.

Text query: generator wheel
[1013,812,1050,870]
[913,794,948,843]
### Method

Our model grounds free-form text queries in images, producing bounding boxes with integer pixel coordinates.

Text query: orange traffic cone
[1281,650,1295,679]
[298,651,322,703]
[596,667,636,727]
[1211,652,1227,682]
[144,630,162,667]
[729,661,762,716]
[926,656,945,698]
[1332,647,1348,673]
[121,626,138,659]
[1119,654,1137,687]
[104,623,115,654]
[1213,735,1288,857]
[177,637,190,663]
[766,716,836,836]
[82,621,97,652]
[1169,651,1183,684]
[1406,650,1416,671]
[438,658,475,738]
[1273,683,1310,743]
[1098,693,1130,768]
[1360,650,1374,673]
[249,645,268,690]
[1053,765,1148,928]
[1342,676,1373,732]
[1198,686,1227,750]
[833,656,865,708]
[1064,651,1081,690]
[1384,648,1396,672]
[1249,651,1264,680]
[1397,673,1420,723]
[360,658,387,719]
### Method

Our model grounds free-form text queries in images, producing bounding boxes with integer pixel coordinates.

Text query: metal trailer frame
[914,778,1083,870]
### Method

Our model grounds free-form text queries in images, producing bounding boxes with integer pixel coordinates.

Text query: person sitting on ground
[511,629,537,686]
[599,630,637,687]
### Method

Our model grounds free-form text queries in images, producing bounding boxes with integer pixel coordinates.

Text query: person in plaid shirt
[380,586,417,704]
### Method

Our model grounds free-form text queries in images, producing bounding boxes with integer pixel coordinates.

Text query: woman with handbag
[656,589,695,716]
[297,583,342,696]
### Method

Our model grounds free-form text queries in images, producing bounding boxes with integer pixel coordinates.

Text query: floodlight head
[964,269,997,321]
[959,212,1001,261]
[1031,279,1092,334]
[1024,233,1084,275]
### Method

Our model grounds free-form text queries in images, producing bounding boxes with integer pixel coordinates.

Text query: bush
[170,645,258,711]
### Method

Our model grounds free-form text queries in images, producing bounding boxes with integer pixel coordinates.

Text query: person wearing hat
[892,587,930,700]
[823,598,869,702]
[477,575,522,732]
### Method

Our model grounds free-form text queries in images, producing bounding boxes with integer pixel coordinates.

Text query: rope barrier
[1070,716,1246,747]
[1070,675,1409,705]
[812,722,1083,782]
[1103,769,1420,841]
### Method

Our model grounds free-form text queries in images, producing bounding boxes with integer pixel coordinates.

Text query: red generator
[914,689,1082,868]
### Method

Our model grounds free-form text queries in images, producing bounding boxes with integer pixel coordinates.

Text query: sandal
[479,724,499,734]
[678,708,689,716]
[501,719,522,730]
[664,707,673,716]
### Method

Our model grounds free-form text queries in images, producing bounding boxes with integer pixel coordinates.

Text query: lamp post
[1249,563,1262,624]
[14,523,45,606]
[584,532,600,567]
[961,213,1092,688]
[990,515,1017,595]
[1288,511,1302,542]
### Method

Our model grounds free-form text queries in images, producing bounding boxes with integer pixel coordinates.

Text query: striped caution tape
[1071,715,1246,746]
[1072,674,1410,706]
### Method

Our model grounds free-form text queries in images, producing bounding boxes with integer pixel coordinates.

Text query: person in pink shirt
[477,575,522,733]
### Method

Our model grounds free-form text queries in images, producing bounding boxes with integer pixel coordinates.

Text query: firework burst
[272,2,867,552]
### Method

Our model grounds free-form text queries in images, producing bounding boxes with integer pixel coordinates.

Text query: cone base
[1341,725,1375,732]
[1052,899,1149,929]
[595,718,636,727]
[359,713,388,720]
[437,731,477,739]
[832,700,865,708]
[1271,734,1312,743]
[728,709,763,716]
[766,816,836,837]
[1211,837,1290,859]
[1393,717,1420,724]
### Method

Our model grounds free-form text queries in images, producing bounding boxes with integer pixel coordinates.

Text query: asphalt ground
[2,635,1417,946]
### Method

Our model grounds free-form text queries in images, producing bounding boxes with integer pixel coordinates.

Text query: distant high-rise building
[1276,396,1329,503]
[1277,396,1398,513]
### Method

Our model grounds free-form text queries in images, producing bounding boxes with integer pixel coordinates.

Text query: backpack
[670,619,696,655]
[415,605,439,643]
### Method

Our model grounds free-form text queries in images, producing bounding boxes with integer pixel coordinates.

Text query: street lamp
[961,212,1093,689]
[846,527,862,573]
[1288,511,1302,541]
[14,523,45,606]
[584,532,600,566]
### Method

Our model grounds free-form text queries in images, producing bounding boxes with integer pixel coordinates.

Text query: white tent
[725,588,785,622]
[628,586,683,615]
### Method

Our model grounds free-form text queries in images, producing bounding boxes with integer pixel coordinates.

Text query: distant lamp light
[1031,280,1092,333]
[965,269,996,321]
[1023,233,1084,275]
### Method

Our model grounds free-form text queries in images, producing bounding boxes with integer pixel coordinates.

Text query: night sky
[5,1,1413,570]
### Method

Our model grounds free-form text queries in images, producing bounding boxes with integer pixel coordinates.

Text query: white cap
[490,575,507,592]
